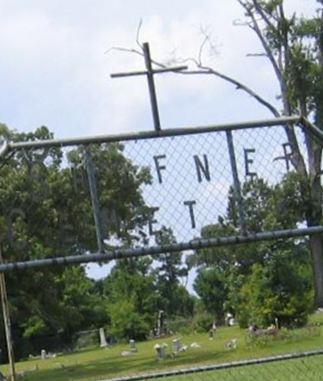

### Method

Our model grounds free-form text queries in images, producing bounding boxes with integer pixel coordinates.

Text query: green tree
[232,1,323,306]
[191,175,315,326]
[119,0,323,306]
[153,227,193,318]
[236,246,314,328]
[103,258,160,340]
[108,299,150,341]
[193,267,227,322]
[192,178,291,272]
[0,123,152,358]
[67,143,152,248]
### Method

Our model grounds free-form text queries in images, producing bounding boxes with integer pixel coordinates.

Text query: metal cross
[111,42,187,132]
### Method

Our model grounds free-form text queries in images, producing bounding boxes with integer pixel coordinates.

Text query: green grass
[1,312,323,381]
[160,355,323,381]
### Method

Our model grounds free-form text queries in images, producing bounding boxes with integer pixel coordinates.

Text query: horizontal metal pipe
[0,225,322,273]
[0,141,9,158]
[8,116,301,151]
[107,349,323,381]
[110,65,188,78]
[301,116,323,143]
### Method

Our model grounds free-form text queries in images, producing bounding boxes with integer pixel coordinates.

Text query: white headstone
[154,343,166,360]
[99,327,108,348]
[229,317,235,326]
[41,349,46,360]
[160,346,166,359]
[172,338,181,352]
[129,339,137,352]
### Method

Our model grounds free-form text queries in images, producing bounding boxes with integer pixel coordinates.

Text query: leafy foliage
[193,174,315,328]
[236,247,314,328]
[153,227,193,317]
[194,267,227,322]
[0,124,154,358]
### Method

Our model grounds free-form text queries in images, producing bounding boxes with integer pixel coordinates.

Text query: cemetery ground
[1,312,323,381]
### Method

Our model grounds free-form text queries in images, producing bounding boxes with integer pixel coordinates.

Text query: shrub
[236,249,314,329]
[108,299,150,341]
[192,312,214,332]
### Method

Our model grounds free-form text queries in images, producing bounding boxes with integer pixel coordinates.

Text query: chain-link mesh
[108,351,323,381]
[0,119,321,270]
[1,118,323,380]
[120,125,300,242]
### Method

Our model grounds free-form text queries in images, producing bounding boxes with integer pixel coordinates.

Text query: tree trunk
[307,147,323,308]
[309,235,323,308]
[313,5,323,309]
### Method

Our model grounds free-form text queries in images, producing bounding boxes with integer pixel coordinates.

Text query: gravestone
[225,313,235,326]
[154,343,166,360]
[156,310,166,336]
[129,339,137,352]
[229,317,236,326]
[99,327,108,348]
[172,338,181,353]
[41,349,46,360]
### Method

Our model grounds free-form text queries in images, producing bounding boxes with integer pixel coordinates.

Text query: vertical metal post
[84,149,104,253]
[226,130,246,233]
[143,42,161,132]
[0,247,16,381]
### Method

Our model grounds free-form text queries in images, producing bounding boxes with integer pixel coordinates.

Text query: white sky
[0,0,319,288]
[0,0,317,136]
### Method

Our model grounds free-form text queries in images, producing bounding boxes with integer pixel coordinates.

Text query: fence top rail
[4,116,301,153]
[105,349,323,381]
[0,225,322,273]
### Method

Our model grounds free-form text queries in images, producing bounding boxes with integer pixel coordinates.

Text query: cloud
[0,0,317,136]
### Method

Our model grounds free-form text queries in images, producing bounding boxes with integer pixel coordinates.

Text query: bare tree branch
[105,20,144,57]
[197,24,219,59]
[105,46,141,56]
[269,2,308,174]
[246,53,267,57]
[107,42,280,118]
[107,9,307,174]
[188,64,280,117]
[252,0,276,30]
[237,1,307,174]
[233,18,251,27]
[197,34,209,66]
[136,19,144,50]
[238,0,283,85]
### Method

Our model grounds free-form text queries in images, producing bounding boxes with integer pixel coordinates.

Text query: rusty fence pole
[0,246,16,381]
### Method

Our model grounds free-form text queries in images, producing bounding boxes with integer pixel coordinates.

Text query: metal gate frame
[0,115,322,273]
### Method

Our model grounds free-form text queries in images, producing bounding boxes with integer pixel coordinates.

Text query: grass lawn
[161,355,323,381]
[1,312,323,381]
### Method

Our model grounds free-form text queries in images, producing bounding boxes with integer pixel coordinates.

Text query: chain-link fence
[108,350,323,381]
[1,116,323,380]
[0,116,322,272]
